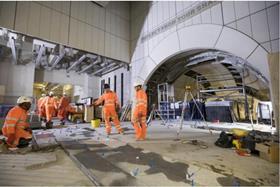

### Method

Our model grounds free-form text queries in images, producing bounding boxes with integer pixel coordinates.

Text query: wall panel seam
[70,16,129,41]
[225,4,278,27]
[67,1,71,45]
[34,2,70,16]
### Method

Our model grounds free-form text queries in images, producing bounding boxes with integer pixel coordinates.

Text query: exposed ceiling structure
[146,49,270,105]
[34,82,62,92]
[0,28,128,77]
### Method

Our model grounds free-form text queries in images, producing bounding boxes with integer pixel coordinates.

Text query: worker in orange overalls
[2,96,33,148]
[43,91,58,129]
[57,92,70,125]
[37,93,46,121]
[132,81,148,141]
[93,84,123,137]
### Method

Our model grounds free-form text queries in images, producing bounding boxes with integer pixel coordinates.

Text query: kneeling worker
[132,81,148,140]
[93,84,123,136]
[2,96,33,148]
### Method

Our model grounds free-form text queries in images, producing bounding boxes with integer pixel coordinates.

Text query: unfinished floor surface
[55,121,279,186]
[0,121,278,186]
[0,148,93,186]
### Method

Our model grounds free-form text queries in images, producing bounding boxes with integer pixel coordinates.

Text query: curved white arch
[131,24,270,86]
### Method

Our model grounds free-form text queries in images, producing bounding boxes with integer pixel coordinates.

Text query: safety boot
[46,121,53,129]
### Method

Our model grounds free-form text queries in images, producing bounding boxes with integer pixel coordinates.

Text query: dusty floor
[0,120,279,186]
[86,121,279,186]
[0,147,93,186]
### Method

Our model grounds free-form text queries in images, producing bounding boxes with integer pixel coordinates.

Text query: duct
[86,54,97,59]
[66,54,86,72]
[18,40,33,65]
[100,64,124,76]
[9,37,17,64]
[50,51,65,70]
[49,55,58,66]
[33,39,56,49]
[77,56,101,74]
[35,45,45,67]
[186,56,216,67]
[90,62,116,76]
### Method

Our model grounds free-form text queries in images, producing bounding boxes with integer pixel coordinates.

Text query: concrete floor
[0,120,279,186]
[85,121,279,186]
[0,147,93,186]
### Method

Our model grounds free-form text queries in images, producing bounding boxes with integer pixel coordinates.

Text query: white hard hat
[17,96,32,104]
[133,81,143,87]
[49,91,54,95]
[63,92,67,96]
[42,93,46,97]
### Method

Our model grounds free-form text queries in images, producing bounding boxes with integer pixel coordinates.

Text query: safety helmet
[133,81,143,87]
[42,93,46,97]
[63,92,67,96]
[49,91,54,96]
[103,84,110,89]
[17,96,32,104]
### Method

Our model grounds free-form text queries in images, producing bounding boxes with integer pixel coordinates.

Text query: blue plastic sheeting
[0,105,14,118]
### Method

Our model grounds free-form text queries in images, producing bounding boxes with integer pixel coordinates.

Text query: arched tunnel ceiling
[147,49,270,101]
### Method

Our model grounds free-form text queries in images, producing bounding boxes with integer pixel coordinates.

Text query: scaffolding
[196,70,250,120]
[157,83,175,122]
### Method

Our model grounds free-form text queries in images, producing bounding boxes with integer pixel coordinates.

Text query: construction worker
[132,81,148,140]
[37,93,46,121]
[43,91,58,129]
[93,84,124,136]
[57,92,70,125]
[2,96,33,148]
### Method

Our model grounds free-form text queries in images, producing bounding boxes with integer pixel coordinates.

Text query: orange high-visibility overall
[2,106,32,148]
[57,96,70,121]
[132,88,148,140]
[44,96,58,122]
[37,97,46,118]
[95,90,123,135]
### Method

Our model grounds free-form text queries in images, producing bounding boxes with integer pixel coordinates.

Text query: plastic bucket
[91,119,100,128]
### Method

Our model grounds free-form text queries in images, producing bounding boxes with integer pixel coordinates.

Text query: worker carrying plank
[92,83,124,137]
[42,91,58,129]
[37,93,46,121]
[2,96,32,148]
[132,81,148,141]
[57,92,70,125]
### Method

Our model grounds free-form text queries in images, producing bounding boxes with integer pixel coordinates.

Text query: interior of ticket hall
[0,1,279,186]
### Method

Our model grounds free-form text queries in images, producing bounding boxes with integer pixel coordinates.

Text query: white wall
[99,67,130,106]
[0,59,35,104]
[0,1,130,62]
[130,1,279,99]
